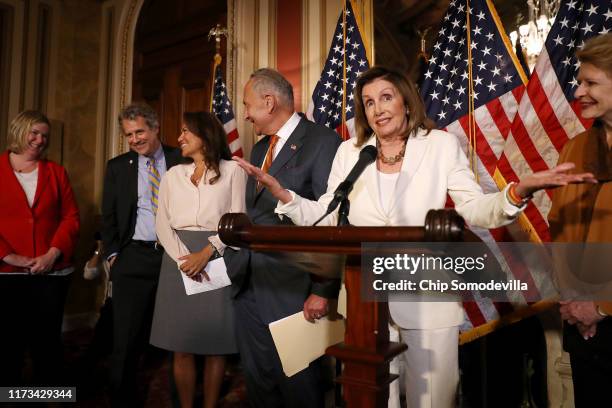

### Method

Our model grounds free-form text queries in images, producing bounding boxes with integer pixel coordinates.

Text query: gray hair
[118,102,159,130]
[249,68,294,109]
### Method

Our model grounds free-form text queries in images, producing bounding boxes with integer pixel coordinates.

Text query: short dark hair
[353,66,435,146]
[118,102,159,130]
[183,111,232,185]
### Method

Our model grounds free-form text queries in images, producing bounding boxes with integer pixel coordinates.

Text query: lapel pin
[129,159,133,164]
[290,144,297,150]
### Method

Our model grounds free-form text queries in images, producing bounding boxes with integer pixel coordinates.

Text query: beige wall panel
[233,0,276,159]
[300,0,373,112]
[51,0,104,318]
[94,3,116,209]
[1,0,25,129]
[301,0,321,113]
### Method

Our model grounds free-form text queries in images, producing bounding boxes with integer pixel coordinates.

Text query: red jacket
[0,151,80,272]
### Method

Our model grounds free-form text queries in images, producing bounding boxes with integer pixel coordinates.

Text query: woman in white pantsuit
[234,66,594,407]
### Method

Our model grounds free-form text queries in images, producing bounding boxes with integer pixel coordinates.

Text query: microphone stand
[312,196,352,226]
[337,197,351,226]
[333,194,350,408]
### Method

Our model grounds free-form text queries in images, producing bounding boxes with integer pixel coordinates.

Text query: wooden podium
[218,209,471,407]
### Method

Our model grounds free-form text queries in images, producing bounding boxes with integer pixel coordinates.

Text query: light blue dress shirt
[132,145,167,241]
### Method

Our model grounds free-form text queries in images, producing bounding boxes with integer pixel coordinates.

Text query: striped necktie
[257,134,279,192]
[147,158,161,214]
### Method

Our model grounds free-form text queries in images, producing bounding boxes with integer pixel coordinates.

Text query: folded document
[180,257,231,295]
[269,312,345,377]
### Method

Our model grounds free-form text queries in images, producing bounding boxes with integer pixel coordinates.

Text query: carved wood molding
[115,0,142,155]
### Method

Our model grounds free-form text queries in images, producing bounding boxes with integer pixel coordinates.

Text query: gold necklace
[377,139,406,165]
[190,163,207,186]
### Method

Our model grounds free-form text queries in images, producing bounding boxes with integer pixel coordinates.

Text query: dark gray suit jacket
[101,144,182,259]
[227,116,342,324]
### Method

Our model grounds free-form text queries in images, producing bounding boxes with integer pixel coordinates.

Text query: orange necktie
[257,134,279,191]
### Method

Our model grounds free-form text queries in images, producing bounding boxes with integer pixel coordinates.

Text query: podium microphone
[312,145,377,226]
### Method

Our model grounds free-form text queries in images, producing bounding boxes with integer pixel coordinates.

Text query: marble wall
[51,0,105,322]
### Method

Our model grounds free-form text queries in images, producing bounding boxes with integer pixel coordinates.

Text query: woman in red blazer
[0,110,80,386]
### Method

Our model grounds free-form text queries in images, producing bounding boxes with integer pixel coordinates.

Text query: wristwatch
[209,243,222,261]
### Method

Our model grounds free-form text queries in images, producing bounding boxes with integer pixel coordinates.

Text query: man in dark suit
[228,68,341,407]
[101,102,182,406]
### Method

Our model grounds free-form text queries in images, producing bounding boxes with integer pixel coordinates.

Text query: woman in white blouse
[234,66,595,408]
[150,111,246,408]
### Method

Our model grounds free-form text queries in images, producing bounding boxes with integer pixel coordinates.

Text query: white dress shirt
[267,112,301,160]
[155,160,247,266]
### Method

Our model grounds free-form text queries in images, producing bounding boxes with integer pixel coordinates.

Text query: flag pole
[459,298,557,344]
[350,0,373,66]
[340,1,348,141]
[208,24,228,112]
[465,0,478,181]
[416,28,431,63]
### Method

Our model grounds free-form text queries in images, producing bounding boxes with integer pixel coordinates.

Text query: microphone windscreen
[360,145,377,163]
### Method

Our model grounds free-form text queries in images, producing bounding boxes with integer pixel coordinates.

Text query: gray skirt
[150,230,237,355]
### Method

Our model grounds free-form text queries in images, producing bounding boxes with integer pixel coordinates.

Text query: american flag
[420,0,538,336]
[211,62,243,157]
[307,0,369,140]
[499,0,611,238]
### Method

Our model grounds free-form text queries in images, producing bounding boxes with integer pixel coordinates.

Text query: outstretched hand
[232,156,293,203]
[515,162,597,198]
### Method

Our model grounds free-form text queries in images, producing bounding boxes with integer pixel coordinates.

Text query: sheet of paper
[180,257,231,296]
[269,312,345,377]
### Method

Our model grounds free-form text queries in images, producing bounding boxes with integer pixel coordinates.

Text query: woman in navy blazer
[0,110,80,385]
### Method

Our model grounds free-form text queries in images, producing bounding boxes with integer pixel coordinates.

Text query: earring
[406,108,410,115]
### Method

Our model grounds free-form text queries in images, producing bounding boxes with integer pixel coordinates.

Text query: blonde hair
[8,110,51,154]
[576,33,612,77]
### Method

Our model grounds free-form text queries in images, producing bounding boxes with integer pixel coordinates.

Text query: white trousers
[388,326,459,408]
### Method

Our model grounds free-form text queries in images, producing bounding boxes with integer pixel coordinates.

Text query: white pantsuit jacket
[277,128,523,329]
